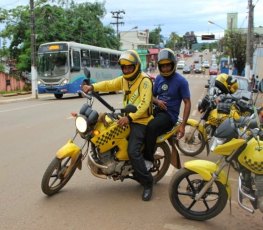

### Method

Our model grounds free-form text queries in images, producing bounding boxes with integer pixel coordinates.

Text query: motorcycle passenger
[144,48,191,165]
[82,50,154,201]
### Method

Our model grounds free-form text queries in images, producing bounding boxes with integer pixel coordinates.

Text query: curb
[2,91,31,97]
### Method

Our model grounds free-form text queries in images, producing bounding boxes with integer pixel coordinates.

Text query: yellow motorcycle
[169,111,263,220]
[175,94,253,157]
[41,77,180,196]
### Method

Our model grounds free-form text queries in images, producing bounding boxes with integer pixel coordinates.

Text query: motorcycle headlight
[75,115,88,133]
[210,137,227,152]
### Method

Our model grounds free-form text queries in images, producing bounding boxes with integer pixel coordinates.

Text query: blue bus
[37,41,122,99]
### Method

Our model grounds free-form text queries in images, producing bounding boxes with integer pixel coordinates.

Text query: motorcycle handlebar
[91,91,115,112]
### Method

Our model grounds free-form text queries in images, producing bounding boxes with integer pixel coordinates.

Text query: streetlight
[208,20,226,31]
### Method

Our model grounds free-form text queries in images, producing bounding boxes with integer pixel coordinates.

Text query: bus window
[90,50,100,67]
[81,49,91,67]
[71,50,81,71]
[110,54,119,68]
[100,52,109,68]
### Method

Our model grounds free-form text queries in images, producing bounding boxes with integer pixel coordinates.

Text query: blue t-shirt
[153,72,190,123]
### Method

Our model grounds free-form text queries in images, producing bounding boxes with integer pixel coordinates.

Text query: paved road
[1,74,263,230]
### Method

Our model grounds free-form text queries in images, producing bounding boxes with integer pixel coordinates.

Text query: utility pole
[245,0,254,81]
[110,10,125,39]
[30,0,38,98]
[154,24,164,47]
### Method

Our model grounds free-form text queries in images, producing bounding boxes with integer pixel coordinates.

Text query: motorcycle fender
[56,139,82,170]
[187,119,208,141]
[184,159,231,197]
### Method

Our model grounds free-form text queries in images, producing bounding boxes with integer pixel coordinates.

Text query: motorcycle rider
[144,48,191,165]
[82,50,154,201]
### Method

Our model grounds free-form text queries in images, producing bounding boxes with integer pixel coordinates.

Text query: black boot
[142,185,153,201]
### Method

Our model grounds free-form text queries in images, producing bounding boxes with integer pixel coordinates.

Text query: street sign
[201,35,215,40]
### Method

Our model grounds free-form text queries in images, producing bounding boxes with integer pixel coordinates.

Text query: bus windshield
[38,52,69,77]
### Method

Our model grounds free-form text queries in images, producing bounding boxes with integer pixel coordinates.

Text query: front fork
[184,159,231,200]
[187,119,210,155]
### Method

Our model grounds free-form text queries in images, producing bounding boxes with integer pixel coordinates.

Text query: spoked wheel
[175,124,206,156]
[151,142,171,183]
[169,168,228,221]
[41,155,81,196]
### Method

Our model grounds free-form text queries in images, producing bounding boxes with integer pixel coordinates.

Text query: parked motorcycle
[169,110,263,221]
[175,94,253,157]
[41,68,180,196]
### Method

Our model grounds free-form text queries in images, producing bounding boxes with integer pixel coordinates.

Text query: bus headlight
[60,79,68,86]
[37,80,45,86]
[75,115,88,133]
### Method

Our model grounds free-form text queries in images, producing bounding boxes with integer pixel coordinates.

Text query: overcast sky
[1,0,263,41]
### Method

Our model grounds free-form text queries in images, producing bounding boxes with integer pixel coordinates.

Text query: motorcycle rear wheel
[169,168,228,221]
[151,142,171,183]
[41,155,81,196]
[175,124,206,157]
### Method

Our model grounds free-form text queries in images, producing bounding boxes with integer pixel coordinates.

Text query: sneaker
[144,160,153,171]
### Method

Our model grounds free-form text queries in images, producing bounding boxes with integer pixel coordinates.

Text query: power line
[110,10,125,37]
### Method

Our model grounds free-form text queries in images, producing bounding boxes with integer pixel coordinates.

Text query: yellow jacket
[92,72,153,125]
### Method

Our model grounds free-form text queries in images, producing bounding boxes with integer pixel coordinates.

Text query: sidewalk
[0,92,40,104]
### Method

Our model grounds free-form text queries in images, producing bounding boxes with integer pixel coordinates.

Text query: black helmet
[157,48,177,77]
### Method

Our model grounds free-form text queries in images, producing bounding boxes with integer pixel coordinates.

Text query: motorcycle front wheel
[41,155,81,196]
[169,168,228,221]
[175,124,206,157]
[151,142,171,183]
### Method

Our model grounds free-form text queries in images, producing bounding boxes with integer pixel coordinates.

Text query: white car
[202,60,210,68]
[177,60,185,69]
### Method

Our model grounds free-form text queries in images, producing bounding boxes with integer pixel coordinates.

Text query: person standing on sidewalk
[144,48,191,165]
[82,50,154,201]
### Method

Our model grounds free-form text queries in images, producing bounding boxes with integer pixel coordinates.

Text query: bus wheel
[54,93,63,99]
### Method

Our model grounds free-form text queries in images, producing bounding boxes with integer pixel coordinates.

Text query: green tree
[183,31,197,50]
[149,26,162,46]
[0,0,119,72]
[223,31,246,75]
[165,32,184,51]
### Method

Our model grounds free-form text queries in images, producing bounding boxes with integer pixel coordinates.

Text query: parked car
[177,60,185,69]
[194,63,203,73]
[209,65,218,75]
[182,65,191,74]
